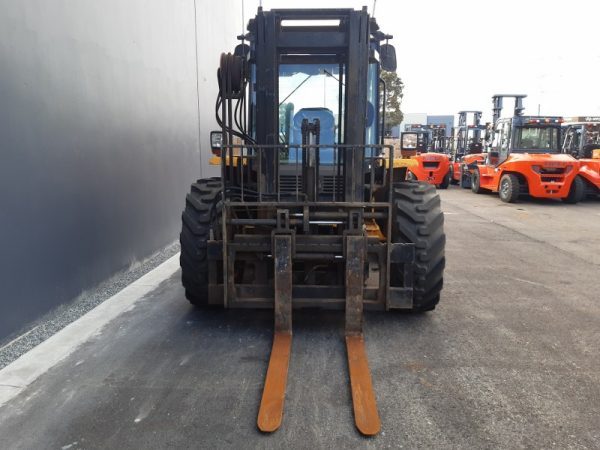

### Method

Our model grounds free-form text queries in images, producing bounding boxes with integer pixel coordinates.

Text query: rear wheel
[438,170,451,189]
[499,173,520,203]
[471,167,484,194]
[180,178,222,307]
[392,181,445,312]
[563,175,585,204]
[460,166,471,189]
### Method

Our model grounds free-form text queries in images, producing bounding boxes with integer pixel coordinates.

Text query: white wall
[0,0,239,339]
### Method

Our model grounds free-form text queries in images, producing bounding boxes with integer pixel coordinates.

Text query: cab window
[499,121,511,162]
[514,127,559,153]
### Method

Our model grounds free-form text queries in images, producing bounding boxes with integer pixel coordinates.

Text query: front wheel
[499,173,520,203]
[391,181,445,312]
[180,178,223,307]
[471,167,484,194]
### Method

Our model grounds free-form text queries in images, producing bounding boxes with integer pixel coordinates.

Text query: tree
[380,70,404,136]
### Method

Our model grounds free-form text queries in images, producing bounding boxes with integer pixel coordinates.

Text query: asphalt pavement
[0,189,599,449]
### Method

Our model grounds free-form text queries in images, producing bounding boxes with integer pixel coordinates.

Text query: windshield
[514,126,560,153]
[278,63,343,164]
[278,64,342,144]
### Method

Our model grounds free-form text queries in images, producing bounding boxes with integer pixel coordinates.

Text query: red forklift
[400,124,452,189]
[562,117,600,198]
[471,95,582,203]
[449,111,486,188]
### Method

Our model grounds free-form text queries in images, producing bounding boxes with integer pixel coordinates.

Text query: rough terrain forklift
[449,111,486,188]
[562,117,600,198]
[471,95,582,203]
[179,7,445,436]
[400,124,452,189]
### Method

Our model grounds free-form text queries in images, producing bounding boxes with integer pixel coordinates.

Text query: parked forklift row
[396,97,600,203]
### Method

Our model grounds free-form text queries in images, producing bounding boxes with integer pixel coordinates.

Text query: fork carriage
[206,143,418,311]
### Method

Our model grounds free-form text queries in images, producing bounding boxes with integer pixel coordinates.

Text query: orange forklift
[471,94,582,203]
[562,117,600,198]
[400,124,452,189]
[449,111,486,188]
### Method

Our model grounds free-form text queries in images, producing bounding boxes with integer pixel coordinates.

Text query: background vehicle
[401,124,452,188]
[471,94,582,203]
[179,7,445,436]
[562,117,600,198]
[450,111,486,188]
[400,124,431,156]
[430,124,451,153]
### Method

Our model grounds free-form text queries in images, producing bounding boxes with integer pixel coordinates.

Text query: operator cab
[269,25,389,199]
[485,94,563,165]
[487,116,563,165]
[562,117,600,159]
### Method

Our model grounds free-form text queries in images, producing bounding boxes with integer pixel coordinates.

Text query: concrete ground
[1,189,599,449]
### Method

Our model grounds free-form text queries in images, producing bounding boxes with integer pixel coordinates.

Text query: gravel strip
[0,242,180,370]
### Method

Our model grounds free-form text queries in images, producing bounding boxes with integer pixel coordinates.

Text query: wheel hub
[500,179,509,197]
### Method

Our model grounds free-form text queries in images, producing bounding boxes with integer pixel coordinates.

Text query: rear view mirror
[210,131,223,156]
[380,44,397,72]
[401,133,418,150]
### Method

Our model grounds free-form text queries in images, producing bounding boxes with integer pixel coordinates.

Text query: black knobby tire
[563,175,585,204]
[471,167,484,194]
[498,173,520,203]
[392,181,445,312]
[460,166,471,189]
[438,170,451,189]
[180,178,222,306]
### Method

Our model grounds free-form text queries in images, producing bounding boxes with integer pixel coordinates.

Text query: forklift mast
[429,125,448,152]
[492,94,527,124]
[455,111,485,155]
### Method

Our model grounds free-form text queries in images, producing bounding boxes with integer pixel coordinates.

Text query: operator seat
[290,107,335,164]
[468,142,482,154]
[520,139,534,149]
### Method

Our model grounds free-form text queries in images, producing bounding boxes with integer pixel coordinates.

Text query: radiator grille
[279,175,344,194]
